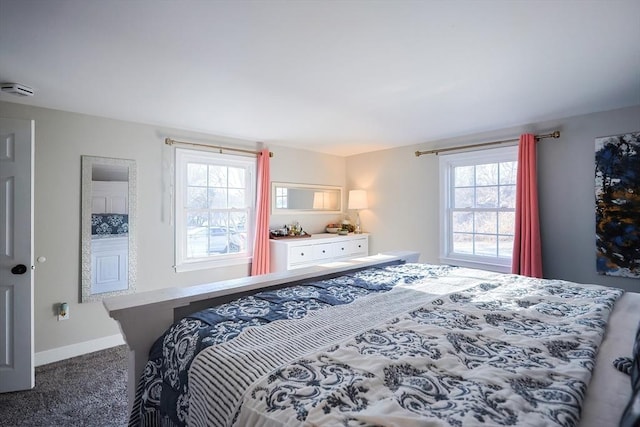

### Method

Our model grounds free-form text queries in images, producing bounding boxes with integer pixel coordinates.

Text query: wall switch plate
[58,303,69,321]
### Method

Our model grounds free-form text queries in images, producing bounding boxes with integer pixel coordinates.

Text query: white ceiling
[1,0,639,156]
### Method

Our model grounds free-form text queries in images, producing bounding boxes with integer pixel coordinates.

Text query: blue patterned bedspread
[185,267,622,427]
[131,263,449,426]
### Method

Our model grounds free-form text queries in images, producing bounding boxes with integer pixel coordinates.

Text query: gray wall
[0,101,346,354]
[2,99,638,359]
[346,105,640,292]
[537,106,639,289]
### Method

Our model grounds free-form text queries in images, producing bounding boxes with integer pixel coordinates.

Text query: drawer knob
[300,252,305,256]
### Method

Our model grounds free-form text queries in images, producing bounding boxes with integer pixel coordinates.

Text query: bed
[104,252,640,427]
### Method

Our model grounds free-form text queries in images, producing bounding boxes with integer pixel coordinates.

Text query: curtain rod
[414,131,560,157]
[165,137,274,157]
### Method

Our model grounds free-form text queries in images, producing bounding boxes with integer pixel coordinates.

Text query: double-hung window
[439,146,518,272]
[174,148,256,272]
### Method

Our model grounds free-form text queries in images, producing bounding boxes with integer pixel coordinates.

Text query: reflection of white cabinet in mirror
[92,237,128,294]
[90,179,129,295]
[81,156,137,303]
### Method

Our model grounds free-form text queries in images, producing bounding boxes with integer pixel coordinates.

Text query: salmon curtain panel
[511,134,543,278]
[251,149,271,276]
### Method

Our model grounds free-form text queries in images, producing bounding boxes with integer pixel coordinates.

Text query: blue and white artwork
[595,131,640,278]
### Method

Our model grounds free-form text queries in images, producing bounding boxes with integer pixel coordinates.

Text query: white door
[0,118,34,393]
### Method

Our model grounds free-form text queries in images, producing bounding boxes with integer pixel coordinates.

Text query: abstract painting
[595,131,640,278]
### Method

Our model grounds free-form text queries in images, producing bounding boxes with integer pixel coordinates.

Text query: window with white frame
[174,148,256,272]
[274,186,288,209]
[439,146,518,272]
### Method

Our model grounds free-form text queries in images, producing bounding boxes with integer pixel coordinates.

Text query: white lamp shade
[348,190,368,210]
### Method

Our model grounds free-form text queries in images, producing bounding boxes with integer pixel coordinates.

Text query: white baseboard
[34,333,125,367]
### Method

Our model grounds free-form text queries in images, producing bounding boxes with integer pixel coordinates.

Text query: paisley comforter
[132,264,622,427]
[131,263,447,425]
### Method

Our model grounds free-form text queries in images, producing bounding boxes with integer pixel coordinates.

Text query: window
[439,146,518,272]
[274,185,288,209]
[175,148,256,271]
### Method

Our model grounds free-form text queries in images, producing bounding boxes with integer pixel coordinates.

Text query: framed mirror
[272,182,342,214]
[81,156,137,302]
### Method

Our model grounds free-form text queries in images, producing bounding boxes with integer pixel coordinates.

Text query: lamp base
[354,211,362,234]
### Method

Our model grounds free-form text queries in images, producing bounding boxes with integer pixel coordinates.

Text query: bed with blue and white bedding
[128,263,638,427]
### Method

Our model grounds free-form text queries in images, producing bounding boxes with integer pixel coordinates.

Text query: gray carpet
[0,345,128,426]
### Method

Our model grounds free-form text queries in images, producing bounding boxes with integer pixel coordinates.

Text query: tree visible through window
[440,146,518,271]
[175,148,255,271]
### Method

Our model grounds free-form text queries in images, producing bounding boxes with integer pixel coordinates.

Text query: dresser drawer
[348,237,368,255]
[289,244,314,264]
[313,243,334,260]
[331,241,350,258]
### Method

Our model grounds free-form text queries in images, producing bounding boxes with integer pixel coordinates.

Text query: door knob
[11,264,27,275]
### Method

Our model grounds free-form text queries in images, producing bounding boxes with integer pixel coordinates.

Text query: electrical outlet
[58,303,69,321]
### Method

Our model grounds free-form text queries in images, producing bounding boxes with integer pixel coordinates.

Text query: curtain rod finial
[552,131,560,139]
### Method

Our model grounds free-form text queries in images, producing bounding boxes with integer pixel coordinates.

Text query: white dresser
[269,233,369,272]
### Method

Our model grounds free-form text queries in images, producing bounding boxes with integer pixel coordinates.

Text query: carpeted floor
[0,345,128,426]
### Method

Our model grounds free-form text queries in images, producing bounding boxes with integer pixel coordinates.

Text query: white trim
[175,256,252,272]
[34,333,125,367]
[440,256,512,274]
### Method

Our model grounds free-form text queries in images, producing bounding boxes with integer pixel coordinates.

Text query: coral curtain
[511,134,543,278]
[251,149,271,276]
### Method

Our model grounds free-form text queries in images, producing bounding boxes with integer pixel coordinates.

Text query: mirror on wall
[81,156,137,302]
[272,182,342,214]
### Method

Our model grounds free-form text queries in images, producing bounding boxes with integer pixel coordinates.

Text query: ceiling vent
[1,83,35,97]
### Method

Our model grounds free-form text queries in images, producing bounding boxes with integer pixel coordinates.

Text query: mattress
[579,290,640,427]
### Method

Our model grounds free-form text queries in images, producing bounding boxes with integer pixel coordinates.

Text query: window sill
[175,255,252,273]
[439,256,512,274]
